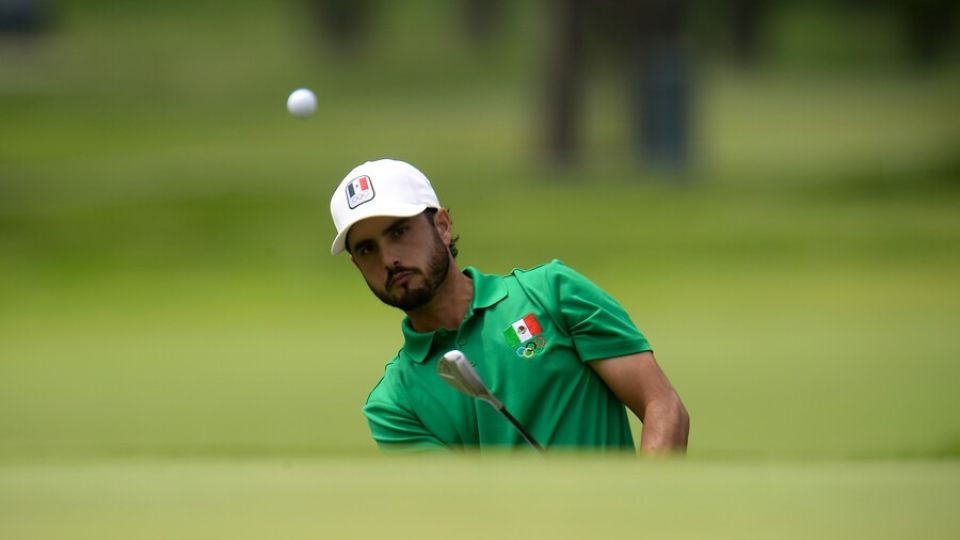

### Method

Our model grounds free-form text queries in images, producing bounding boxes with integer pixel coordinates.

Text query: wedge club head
[437,350,503,410]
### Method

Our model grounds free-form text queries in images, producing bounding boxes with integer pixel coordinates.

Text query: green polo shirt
[363,259,652,451]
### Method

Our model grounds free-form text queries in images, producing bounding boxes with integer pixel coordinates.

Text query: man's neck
[405,263,473,333]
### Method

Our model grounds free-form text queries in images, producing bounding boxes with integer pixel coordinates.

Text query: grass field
[1,1,959,537]
[2,457,959,539]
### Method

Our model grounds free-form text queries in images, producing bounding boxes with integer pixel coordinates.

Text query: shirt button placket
[456,321,468,347]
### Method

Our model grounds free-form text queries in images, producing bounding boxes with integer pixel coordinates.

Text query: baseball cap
[329,159,441,255]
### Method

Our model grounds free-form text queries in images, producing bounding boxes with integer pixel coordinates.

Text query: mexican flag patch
[503,313,542,347]
[346,175,375,209]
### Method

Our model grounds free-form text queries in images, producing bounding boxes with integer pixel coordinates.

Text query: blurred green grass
[2,457,959,539]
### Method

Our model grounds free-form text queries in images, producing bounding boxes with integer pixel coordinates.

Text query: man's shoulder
[364,354,407,405]
[467,260,573,307]
[469,259,578,286]
[502,258,573,282]
[508,258,566,276]
[506,259,591,289]
[496,259,592,320]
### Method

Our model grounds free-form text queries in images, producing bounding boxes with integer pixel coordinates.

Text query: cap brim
[330,203,432,255]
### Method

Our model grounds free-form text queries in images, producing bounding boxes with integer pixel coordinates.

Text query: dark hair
[425,208,459,259]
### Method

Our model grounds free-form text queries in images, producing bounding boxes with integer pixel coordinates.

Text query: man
[330,158,689,453]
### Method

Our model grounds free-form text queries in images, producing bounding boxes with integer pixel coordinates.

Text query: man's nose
[379,243,401,269]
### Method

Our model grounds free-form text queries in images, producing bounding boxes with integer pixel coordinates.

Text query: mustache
[385,266,420,288]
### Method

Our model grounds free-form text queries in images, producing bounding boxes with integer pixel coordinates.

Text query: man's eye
[391,226,408,237]
[356,244,373,256]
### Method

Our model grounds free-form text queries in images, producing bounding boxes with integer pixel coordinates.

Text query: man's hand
[589,351,689,455]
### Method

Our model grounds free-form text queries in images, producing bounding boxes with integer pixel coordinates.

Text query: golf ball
[286,88,317,118]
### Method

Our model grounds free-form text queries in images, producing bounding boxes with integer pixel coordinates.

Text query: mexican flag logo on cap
[503,313,542,347]
[346,175,375,209]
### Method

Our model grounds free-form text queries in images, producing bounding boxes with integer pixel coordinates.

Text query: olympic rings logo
[515,336,548,359]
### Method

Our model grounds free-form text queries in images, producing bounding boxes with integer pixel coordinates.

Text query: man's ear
[433,208,453,245]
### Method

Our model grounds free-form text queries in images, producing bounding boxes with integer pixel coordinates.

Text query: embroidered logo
[503,313,547,358]
[516,336,547,359]
[346,175,375,209]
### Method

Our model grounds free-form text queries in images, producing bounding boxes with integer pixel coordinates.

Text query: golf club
[437,349,543,452]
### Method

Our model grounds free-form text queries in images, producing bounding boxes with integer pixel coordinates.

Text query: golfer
[330,159,689,453]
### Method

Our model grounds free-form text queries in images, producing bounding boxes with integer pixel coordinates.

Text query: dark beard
[369,231,450,311]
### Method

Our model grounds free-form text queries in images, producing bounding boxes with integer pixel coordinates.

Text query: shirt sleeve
[363,368,447,452]
[543,260,652,362]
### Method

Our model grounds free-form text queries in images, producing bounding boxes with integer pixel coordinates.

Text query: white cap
[329,159,440,255]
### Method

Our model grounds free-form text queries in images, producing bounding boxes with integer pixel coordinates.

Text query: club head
[437,350,503,410]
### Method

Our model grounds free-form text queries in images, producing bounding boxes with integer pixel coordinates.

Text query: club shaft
[498,407,543,452]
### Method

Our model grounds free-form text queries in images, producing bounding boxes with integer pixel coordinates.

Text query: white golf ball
[286,88,317,118]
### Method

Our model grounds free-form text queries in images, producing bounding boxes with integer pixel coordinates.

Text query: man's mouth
[387,270,416,288]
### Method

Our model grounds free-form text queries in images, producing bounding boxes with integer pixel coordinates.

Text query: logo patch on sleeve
[346,175,375,209]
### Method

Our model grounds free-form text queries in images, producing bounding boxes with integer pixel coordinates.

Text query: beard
[368,230,450,311]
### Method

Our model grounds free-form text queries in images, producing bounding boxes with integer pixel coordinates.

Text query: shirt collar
[400,266,508,363]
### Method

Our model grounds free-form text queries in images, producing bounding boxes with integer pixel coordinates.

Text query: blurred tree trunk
[730,0,767,67]
[0,0,56,34]
[543,0,586,165]
[631,0,691,171]
[541,0,692,172]
[461,0,505,45]
[306,0,374,58]
[896,0,958,65]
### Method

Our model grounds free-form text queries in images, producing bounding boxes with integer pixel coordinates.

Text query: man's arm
[364,398,448,452]
[589,351,689,455]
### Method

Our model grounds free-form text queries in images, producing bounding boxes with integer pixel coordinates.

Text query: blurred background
[1,0,959,537]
